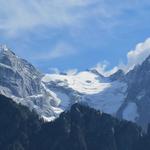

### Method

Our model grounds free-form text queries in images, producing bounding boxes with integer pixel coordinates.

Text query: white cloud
[97,38,150,76]
[1,0,150,77]
[92,61,119,77]
[66,69,78,75]
[0,0,147,37]
[123,38,150,72]
[35,42,76,60]
[48,68,60,74]
[48,38,150,76]
[35,37,150,76]
[0,0,98,36]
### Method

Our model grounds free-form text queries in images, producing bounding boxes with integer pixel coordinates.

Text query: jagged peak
[0,44,9,51]
[109,69,125,81]
[0,44,16,56]
[112,69,124,76]
[0,45,42,75]
[88,68,104,77]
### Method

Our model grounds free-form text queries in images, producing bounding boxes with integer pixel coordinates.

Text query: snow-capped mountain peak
[0,47,42,97]
[1,47,150,129]
[0,45,16,58]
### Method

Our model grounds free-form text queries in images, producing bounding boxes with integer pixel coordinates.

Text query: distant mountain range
[0,45,150,129]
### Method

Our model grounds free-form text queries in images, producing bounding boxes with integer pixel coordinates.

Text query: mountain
[1,94,150,150]
[0,45,150,129]
[0,45,68,121]
[0,45,42,97]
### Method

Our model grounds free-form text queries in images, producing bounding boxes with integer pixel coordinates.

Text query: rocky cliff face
[0,46,64,121]
[117,55,150,129]
[0,45,42,98]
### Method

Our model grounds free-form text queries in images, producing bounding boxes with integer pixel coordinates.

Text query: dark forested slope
[0,94,150,150]
[0,95,41,150]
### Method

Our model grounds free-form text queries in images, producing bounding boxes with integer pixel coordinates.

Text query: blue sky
[0,0,150,74]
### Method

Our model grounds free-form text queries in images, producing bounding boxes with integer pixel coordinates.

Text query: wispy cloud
[66,68,78,75]
[1,0,150,74]
[94,38,150,76]
[92,61,119,77]
[0,0,98,36]
[124,38,150,72]
[34,42,76,60]
[1,0,149,37]
[48,67,60,74]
